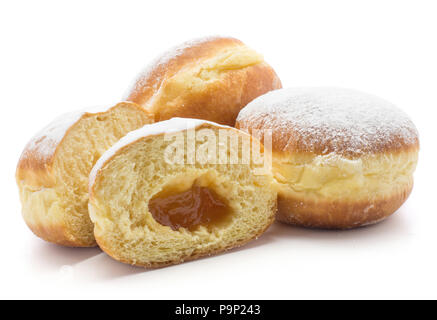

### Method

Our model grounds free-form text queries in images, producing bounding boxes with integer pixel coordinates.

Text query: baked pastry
[16,102,153,247]
[124,36,282,126]
[89,118,277,267]
[236,87,419,229]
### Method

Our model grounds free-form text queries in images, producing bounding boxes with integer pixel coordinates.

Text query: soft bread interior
[89,126,276,267]
[273,150,419,202]
[18,105,152,246]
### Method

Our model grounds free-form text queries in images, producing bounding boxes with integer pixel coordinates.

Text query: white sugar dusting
[21,105,113,162]
[89,118,231,187]
[123,35,232,98]
[237,87,419,156]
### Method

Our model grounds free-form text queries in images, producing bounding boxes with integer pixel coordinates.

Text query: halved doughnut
[89,118,277,267]
[124,36,282,126]
[16,102,153,246]
[236,88,419,229]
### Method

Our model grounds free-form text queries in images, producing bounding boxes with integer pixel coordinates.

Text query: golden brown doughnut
[236,88,419,229]
[16,102,153,246]
[89,118,277,267]
[124,36,282,126]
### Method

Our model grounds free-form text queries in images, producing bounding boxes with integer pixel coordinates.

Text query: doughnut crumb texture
[16,102,154,246]
[89,118,277,267]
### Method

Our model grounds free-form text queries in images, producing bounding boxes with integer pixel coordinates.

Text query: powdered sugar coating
[237,87,419,157]
[89,118,231,188]
[21,105,114,164]
[123,36,234,99]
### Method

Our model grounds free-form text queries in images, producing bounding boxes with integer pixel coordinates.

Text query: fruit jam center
[149,185,231,231]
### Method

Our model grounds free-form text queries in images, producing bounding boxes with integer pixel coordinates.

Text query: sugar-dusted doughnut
[89,118,276,267]
[124,36,282,126]
[16,102,153,246]
[236,88,419,229]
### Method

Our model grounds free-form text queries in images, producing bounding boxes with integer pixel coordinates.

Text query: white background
[1,0,436,299]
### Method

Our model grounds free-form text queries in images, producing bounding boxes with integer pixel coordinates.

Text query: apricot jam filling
[148,184,232,231]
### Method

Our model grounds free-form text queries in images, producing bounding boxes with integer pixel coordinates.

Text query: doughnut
[236,88,419,229]
[89,118,277,267]
[16,102,153,246]
[124,36,282,126]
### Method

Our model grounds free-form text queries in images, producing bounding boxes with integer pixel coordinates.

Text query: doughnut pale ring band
[15,32,420,270]
[236,88,419,229]
[124,36,282,126]
[16,102,153,246]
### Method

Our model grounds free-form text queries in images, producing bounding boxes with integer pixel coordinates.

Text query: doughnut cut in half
[89,118,277,267]
[16,102,153,247]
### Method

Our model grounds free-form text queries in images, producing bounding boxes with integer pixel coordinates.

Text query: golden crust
[277,181,413,229]
[125,36,282,126]
[95,211,275,269]
[126,37,244,106]
[236,88,420,229]
[17,183,99,247]
[237,116,419,158]
[236,87,420,158]
[16,102,152,188]
[24,221,87,247]
[89,120,260,198]
[89,119,277,268]
[16,102,153,247]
